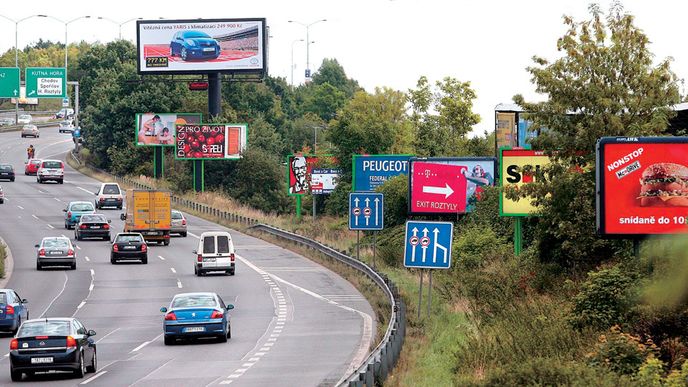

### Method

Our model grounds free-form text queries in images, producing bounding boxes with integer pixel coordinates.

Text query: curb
[0,236,15,289]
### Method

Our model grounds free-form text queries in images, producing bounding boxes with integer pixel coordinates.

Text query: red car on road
[24,159,41,175]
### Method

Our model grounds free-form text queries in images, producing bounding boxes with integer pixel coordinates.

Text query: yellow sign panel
[495,112,516,150]
[500,149,551,216]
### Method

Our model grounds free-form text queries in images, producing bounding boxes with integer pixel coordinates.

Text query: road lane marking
[47,224,54,229]
[188,232,200,238]
[32,214,39,220]
[131,341,151,352]
[158,255,165,260]
[77,186,93,195]
[95,328,120,344]
[53,197,62,202]
[80,370,108,385]
[89,283,94,291]
[40,272,69,318]
[76,245,81,250]
[84,256,90,262]
[170,267,176,274]
[90,269,95,276]
[177,280,183,289]
[16,205,23,210]
[77,301,86,309]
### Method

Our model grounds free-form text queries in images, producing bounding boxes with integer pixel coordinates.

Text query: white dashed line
[219,381,233,385]
[77,301,86,309]
[131,341,151,352]
[16,205,23,210]
[47,224,54,229]
[188,232,200,238]
[80,370,108,385]
[76,246,81,250]
[89,284,94,291]
[177,280,183,289]
[77,186,94,195]
[158,255,165,261]
[170,268,176,274]
[84,256,90,262]
[53,198,62,202]
[90,269,95,276]
[31,214,39,220]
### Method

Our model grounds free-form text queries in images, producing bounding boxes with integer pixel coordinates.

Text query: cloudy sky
[0,0,684,134]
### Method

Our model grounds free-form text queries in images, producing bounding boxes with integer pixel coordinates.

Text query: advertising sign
[287,155,318,196]
[136,113,202,146]
[137,18,266,74]
[496,112,516,151]
[597,137,688,236]
[499,148,552,216]
[311,168,340,194]
[408,157,496,215]
[175,123,247,159]
[352,154,412,192]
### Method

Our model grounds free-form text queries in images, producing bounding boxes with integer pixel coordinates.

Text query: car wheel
[164,336,175,346]
[227,324,231,339]
[194,265,198,275]
[74,352,85,378]
[218,332,227,343]
[94,202,99,209]
[110,257,116,264]
[10,368,21,381]
[21,135,25,138]
[181,48,188,61]
[59,179,63,184]
[117,205,122,210]
[64,222,68,229]
[181,232,187,237]
[25,172,28,175]
[36,262,42,270]
[12,317,21,335]
[141,257,148,264]
[163,240,170,246]
[70,262,77,270]
[86,350,97,373]
[229,269,235,276]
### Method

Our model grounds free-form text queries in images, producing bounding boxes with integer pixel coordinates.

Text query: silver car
[36,237,76,270]
[171,210,187,237]
[21,125,39,138]
[17,114,32,124]
[58,120,74,133]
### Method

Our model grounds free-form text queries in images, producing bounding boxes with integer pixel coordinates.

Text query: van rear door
[216,234,233,268]
[201,235,218,268]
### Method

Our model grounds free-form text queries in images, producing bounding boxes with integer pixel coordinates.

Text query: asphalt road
[0,128,375,386]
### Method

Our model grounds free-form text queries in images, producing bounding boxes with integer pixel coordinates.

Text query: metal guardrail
[69,151,406,386]
[0,121,59,133]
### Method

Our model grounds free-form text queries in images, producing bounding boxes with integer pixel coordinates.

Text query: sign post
[0,68,20,99]
[349,193,384,263]
[25,67,66,98]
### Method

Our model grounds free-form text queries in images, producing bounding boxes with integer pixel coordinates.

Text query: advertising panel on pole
[495,111,517,151]
[349,193,384,230]
[136,113,202,146]
[408,157,496,215]
[137,18,267,75]
[287,155,317,196]
[311,168,340,194]
[352,154,412,192]
[404,221,453,269]
[175,123,247,159]
[596,137,688,237]
[499,148,552,216]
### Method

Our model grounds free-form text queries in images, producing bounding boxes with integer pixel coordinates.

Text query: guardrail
[0,121,60,133]
[69,151,406,386]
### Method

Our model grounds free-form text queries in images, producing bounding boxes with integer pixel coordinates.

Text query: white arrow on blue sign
[349,193,383,230]
[404,221,453,269]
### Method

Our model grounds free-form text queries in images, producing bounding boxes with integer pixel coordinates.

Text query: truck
[120,189,171,245]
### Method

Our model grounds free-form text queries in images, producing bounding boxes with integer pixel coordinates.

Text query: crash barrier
[69,152,406,386]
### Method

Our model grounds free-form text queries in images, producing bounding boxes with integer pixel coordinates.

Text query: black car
[9,318,97,381]
[0,164,14,182]
[75,214,111,241]
[111,233,148,264]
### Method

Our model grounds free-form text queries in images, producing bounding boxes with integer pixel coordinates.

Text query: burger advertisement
[596,137,688,236]
[175,123,247,160]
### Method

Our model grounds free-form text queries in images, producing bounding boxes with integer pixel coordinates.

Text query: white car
[58,120,74,133]
[94,182,123,209]
[0,185,4,204]
[37,160,65,184]
[194,231,235,276]
[17,114,32,124]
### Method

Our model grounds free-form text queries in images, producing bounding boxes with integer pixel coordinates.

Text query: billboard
[496,112,516,151]
[597,137,688,236]
[136,113,202,146]
[499,148,552,216]
[175,123,247,159]
[311,168,341,194]
[352,154,412,191]
[287,155,318,196]
[408,157,496,215]
[137,18,267,74]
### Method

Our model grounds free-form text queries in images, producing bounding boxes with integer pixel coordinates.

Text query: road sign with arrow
[25,67,66,98]
[0,68,20,99]
[349,192,384,231]
[409,161,467,214]
[404,220,453,269]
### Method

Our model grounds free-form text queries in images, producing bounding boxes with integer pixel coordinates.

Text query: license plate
[0,173,7,176]
[184,327,205,333]
[203,258,216,262]
[90,226,101,229]
[146,231,160,235]
[123,245,137,250]
[203,47,215,52]
[31,357,53,364]
[49,251,62,255]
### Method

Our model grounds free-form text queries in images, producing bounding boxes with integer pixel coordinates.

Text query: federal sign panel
[352,154,412,191]
[0,68,20,98]
[349,193,384,230]
[25,67,66,98]
[404,221,453,269]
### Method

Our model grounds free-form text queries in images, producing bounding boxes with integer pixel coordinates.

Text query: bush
[376,225,405,268]
[586,325,659,376]
[377,175,408,228]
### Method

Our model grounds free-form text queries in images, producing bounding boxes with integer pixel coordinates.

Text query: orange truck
[120,190,171,245]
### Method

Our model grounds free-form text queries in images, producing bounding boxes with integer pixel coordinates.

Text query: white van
[194,231,235,276]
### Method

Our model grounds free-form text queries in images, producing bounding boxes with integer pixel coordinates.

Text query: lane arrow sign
[374,197,379,226]
[422,183,454,198]
[411,227,419,262]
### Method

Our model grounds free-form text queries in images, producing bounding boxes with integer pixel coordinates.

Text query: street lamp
[97,17,142,40]
[288,19,326,81]
[290,39,304,86]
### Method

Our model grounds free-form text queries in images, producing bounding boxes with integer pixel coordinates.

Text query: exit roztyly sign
[409,161,467,214]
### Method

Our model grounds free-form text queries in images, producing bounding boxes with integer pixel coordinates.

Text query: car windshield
[103,185,120,194]
[0,293,7,304]
[184,31,210,39]
[116,235,142,243]
[42,238,70,248]
[31,160,41,166]
[172,294,216,308]
[71,203,93,212]
[171,211,183,219]
[42,161,62,169]
[0,165,11,172]
[18,321,71,338]
[19,115,30,119]
[81,215,105,223]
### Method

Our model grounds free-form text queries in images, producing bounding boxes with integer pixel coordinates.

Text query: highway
[0,128,375,386]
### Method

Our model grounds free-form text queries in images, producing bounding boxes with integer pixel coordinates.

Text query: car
[63,201,95,230]
[9,317,96,381]
[0,164,14,182]
[24,159,42,175]
[37,159,65,184]
[170,30,221,61]
[194,231,235,276]
[75,214,111,241]
[110,232,148,264]
[171,210,187,237]
[17,114,32,125]
[94,182,123,209]
[58,120,74,133]
[161,292,233,345]
[0,185,4,204]
[36,236,77,270]
[55,108,74,119]
[20,124,39,138]
[0,290,29,334]
[0,117,15,126]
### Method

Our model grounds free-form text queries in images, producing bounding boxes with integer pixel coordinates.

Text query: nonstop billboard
[597,137,688,236]
[175,123,247,159]
[136,18,266,74]
[136,113,202,146]
[499,148,552,216]
[352,154,412,191]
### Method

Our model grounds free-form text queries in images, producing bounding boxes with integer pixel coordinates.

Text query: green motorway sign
[25,67,66,98]
[0,67,20,99]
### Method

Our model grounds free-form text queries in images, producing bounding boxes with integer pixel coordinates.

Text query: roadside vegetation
[0,239,6,279]
[9,2,688,385]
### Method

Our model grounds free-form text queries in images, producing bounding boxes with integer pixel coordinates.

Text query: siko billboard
[352,154,412,191]
[175,123,247,159]
[597,137,688,237]
[499,148,552,216]
[136,18,267,75]
[136,113,202,146]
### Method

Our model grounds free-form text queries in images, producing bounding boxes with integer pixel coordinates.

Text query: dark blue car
[170,30,221,61]
[161,292,233,345]
[0,289,28,334]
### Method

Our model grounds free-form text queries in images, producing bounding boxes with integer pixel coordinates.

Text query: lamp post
[288,19,326,82]
[290,39,304,86]
[97,17,142,40]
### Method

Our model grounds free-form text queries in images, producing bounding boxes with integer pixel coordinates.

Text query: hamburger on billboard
[596,137,688,236]
[175,124,247,159]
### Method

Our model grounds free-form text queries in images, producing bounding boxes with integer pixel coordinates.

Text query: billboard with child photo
[135,113,202,146]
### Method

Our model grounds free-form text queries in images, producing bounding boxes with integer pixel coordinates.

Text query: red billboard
[597,137,688,236]
[409,161,468,214]
[175,124,247,159]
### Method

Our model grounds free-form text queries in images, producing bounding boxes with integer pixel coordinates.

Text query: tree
[512,2,680,266]
[227,148,290,214]
[311,58,361,98]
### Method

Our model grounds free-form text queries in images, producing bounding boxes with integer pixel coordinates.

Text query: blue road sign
[349,193,384,230]
[404,221,453,269]
[352,154,412,191]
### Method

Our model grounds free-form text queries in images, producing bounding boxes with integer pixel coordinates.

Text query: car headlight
[185,39,196,46]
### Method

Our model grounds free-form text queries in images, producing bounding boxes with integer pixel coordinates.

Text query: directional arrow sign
[422,183,454,198]
[25,67,66,99]
[0,68,20,99]
[404,221,453,269]
[410,161,467,214]
[349,192,384,231]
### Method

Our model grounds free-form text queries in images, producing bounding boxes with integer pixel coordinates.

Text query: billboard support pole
[514,217,523,256]
[372,231,377,269]
[356,230,360,260]
[313,195,317,220]
[417,270,424,321]
[154,146,163,179]
[193,72,222,193]
[427,271,432,318]
[296,196,302,221]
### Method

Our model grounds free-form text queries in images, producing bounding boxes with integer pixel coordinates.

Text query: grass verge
[0,239,6,279]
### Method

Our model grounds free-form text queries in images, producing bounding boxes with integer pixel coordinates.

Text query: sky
[0,0,685,135]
